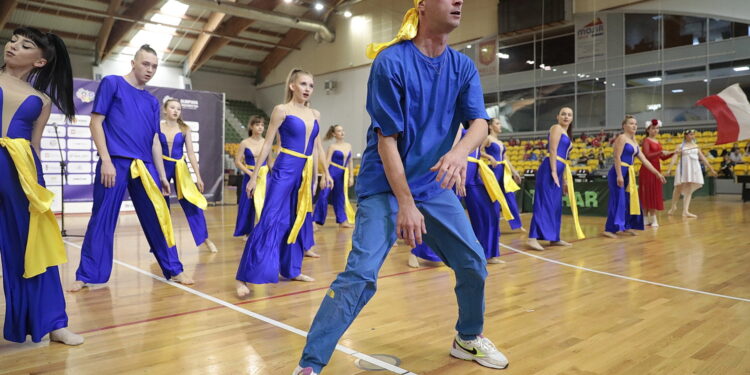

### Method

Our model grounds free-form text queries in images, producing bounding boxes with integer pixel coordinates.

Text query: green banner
[519,175,715,217]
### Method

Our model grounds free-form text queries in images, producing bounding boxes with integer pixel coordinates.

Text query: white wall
[191,70,257,101]
[256,65,371,157]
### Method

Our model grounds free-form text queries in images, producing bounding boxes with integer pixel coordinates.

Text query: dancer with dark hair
[160,98,218,252]
[235,68,333,297]
[639,119,672,227]
[1,27,83,345]
[234,115,267,237]
[313,124,355,229]
[70,45,193,292]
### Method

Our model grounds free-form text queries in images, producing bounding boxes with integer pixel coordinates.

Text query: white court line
[64,240,417,375]
[500,243,750,303]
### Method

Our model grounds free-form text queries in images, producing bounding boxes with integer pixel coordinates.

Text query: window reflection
[626,14,661,54]
[497,89,535,133]
[664,15,706,48]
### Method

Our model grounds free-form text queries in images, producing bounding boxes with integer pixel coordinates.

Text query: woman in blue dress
[160,99,218,252]
[603,115,665,238]
[482,118,524,231]
[236,69,333,297]
[313,124,355,230]
[233,115,267,238]
[0,27,83,345]
[527,107,586,251]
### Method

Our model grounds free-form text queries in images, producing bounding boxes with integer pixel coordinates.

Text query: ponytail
[325,124,340,141]
[10,28,75,121]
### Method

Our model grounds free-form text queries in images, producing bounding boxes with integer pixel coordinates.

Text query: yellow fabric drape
[556,156,586,240]
[280,148,313,244]
[247,164,269,224]
[130,159,175,247]
[467,157,514,221]
[366,0,420,59]
[0,138,67,278]
[330,161,355,224]
[162,155,207,210]
[495,160,520,193]
[620,161,641,215]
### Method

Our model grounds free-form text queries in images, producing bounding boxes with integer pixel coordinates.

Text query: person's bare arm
[31,102,52,153]
[183,129,204,192]
[548,125,563,188]
[613,135,625,188]
[90,113,117,188]
[378,131,426,247]
[636,147,666,183]
[152,134,170,195]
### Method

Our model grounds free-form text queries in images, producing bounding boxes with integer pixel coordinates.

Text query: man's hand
[101,160,117,188]
[430,149,467,190]
[397,199,426,248]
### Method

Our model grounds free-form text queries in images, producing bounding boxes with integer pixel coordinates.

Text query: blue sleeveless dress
[0,77,68,343]
[486,141,523,230]
[313,149,351,225]
[528,133,573,242]
[605,142,644,232]
[234,147,266,236]
[160,131,208,246]
[236,115,319,284]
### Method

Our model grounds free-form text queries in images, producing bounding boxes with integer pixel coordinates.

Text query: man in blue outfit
[293,1,508,374]
[69,44,193,291]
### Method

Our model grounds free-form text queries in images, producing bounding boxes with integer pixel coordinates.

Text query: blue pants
[299,189,487,372]
[75,157,184,283]
[0,148,68,342]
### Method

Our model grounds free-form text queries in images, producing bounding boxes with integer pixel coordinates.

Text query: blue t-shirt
[92,75,160,162]
[355,41,489,201]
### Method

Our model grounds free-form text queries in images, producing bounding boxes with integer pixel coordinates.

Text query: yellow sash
[366,0,419,59]
[130,159,175,247]
[162,155,207,210]
[280,147,313,244]
[0,138,67,278]
[556,156,586,239]
[330,161,356,224]
[620,161,641,215]
[467,157,514,221]
[246,164,269,224]
[495,160,520,192]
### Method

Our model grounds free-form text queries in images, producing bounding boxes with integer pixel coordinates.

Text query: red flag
[697,84,750,145]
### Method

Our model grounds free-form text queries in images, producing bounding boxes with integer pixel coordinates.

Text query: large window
[709,19,750,42]
[536,96,574,131]
[664,15,706,48]
[663,81,708,122]
[498,42,535,74]
[625,14,661,54]
[536,34,575,68]
[498,88,535,133]
[626,86,662,124]
[577,79,606,129]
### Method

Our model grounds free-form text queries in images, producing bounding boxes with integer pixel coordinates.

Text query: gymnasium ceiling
[0,0,352,83]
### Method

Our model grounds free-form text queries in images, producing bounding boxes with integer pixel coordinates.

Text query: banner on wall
[477,36,499,77]
[43,78,224,213]
[575,14,606,61]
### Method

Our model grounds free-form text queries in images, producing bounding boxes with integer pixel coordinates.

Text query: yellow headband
[365,0,420,59]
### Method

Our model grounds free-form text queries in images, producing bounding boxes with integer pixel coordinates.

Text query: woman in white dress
[666,129,717,218]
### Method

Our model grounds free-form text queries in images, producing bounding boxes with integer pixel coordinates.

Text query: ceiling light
[647,104,662,111]
[466,44,472,49]
[284,0,292,3]
[343,10,352,18]
[647,77,662,82]
[497,52,509,59]
[671,89,684,93]
[481,48,488,53]
[314,3,324,10]
[526,60,534,65]
[733,66,750,72]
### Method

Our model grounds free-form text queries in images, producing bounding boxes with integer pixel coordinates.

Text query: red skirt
[639,159,664,210]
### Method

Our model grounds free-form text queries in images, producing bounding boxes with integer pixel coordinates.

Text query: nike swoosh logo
[456,340,478,355]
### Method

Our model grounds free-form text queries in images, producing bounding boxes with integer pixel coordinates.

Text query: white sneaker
[450,335,509,369]
[291,366,318,375]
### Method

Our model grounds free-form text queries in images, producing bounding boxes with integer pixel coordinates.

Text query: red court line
[77,266,436,335]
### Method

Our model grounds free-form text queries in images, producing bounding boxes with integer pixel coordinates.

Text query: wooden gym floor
[1,194,748,374]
